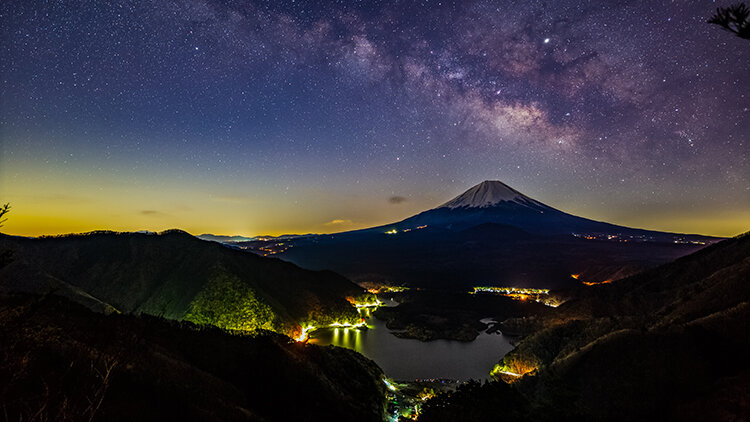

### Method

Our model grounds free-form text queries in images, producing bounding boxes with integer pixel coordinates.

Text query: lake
[308,301,514,380]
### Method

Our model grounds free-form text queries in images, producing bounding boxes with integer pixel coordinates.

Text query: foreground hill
[418,232,750,421]
[0,230,368,337]
[244,181,719,289]
[0,293,387,421]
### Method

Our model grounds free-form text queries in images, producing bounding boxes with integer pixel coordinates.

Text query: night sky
[1,0,748,237]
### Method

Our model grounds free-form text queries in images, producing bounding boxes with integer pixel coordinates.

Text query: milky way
[1,0,748,236]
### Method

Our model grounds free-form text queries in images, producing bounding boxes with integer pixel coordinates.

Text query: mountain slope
[0,293,387,421]
[390,181,713,238]
[0,230,368,337]
[453,232,750,421]
[250,181,720,289]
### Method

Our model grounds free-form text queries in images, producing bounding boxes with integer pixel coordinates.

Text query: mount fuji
[441,180,544,208]
[240,181,721,289]
[366,180,701,239]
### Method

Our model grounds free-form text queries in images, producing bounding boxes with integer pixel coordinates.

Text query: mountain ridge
[0,230,369,338]
[0,292,388,421]
[389,180,717,239]
[417,232,750,421]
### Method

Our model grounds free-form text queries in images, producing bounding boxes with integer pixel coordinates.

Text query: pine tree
[709,3,750,40]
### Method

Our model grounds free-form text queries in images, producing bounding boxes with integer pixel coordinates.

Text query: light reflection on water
[309,310,513,381]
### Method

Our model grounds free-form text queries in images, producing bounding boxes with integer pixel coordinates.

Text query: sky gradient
[1,0,748,237]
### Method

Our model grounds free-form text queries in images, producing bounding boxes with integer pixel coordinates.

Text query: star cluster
[1,0,748,236]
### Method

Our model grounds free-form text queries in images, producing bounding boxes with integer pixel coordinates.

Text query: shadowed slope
[0,293,387,421]
[0,230,367,336]
[419,233,750,421]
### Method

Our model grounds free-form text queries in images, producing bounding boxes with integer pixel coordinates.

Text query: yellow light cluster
[329,321,367,329]
[471,286,550,295]
[384,225,428,235]
[294,324,315,342]
[367,286,408,294]
[354,299,382,308]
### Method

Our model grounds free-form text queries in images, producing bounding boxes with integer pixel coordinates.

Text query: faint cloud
[389,196,407,204]
[324,219,354,226]
[140,210,161,216]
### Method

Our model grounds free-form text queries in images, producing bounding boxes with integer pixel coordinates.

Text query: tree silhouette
[0,203,9,227]
[0,203,11,268]
[708,3,750,40]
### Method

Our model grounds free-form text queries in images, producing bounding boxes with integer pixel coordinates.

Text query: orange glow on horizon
[1,162,747,239]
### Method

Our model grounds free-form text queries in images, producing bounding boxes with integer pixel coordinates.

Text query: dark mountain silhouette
[197,233,257,243]
[346,180,717,239]
[384,180,664,235]
[0,230,368,338]
[245,181,721,289]
[0,293,387,421]
[418,232,750,421]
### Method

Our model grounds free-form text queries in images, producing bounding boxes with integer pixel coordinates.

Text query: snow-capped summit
[440,180,532,208]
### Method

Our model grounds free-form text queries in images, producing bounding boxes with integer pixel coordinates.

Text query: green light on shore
[354,299,382,308]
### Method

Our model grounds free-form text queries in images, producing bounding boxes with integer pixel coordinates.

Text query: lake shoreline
[309,313,514,381]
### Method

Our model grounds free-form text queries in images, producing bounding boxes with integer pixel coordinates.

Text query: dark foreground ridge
[0,293,387,421]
